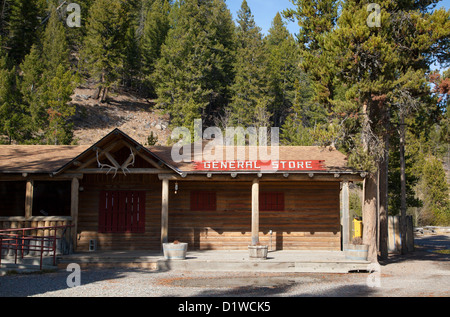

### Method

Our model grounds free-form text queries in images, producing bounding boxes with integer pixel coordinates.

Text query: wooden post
[25,180,33,219]
[251,178,259,246]
[341,181,350,247]
[363,174,378,263]
[161,178,169,246]
[71,178,79,251]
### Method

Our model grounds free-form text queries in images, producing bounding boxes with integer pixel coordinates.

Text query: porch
[56,249,371,273]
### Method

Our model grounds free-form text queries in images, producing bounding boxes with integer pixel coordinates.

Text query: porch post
[251,178,259,245]
[25,180,34,219]
[161,178,169,246]
[341,181,350,247]
[71,178,79,250]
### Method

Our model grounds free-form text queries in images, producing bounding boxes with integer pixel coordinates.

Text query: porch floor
[57,250,371,273]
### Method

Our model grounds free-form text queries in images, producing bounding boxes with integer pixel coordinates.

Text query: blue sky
[227,0,297,36]
[227,0,450,36]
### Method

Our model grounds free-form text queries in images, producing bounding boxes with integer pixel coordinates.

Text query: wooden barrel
[344,244,368,261]
[163,243,188,260]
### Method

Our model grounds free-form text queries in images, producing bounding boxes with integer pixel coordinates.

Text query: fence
[0,225,73,269]
[388,215,414,253]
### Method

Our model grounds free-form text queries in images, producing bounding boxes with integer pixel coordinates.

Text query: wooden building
[0,129,365,254]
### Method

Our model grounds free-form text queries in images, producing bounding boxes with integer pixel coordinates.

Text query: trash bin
[353,218,362,239]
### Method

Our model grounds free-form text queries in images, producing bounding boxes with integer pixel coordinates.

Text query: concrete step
[56,251,371,273]
[0,262,57,276]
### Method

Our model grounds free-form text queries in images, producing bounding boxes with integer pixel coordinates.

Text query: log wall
[169,181,341,251]
[75,176,341,252]
[76,174,162,251]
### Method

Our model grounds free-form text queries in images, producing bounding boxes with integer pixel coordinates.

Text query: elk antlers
[96,147,135,178]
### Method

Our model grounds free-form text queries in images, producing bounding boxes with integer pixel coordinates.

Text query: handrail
[0,225,74,270]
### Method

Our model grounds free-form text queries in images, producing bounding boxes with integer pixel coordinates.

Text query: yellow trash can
[353,218,363,239]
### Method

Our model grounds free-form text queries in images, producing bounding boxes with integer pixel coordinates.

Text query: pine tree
[40,64,77,144]
[18,6,77,144]
[154,0,235,131]
[422,157,450,225]
[265,12,299,128]
[311,0,450,258]
[41,7,69,71]
[229,0,270,127]
[140,0,171,96]
[19,44,43,129]
[5,0,42,64]
[283,0,339,107]
[81,0,129,102]
[280,76,327,146]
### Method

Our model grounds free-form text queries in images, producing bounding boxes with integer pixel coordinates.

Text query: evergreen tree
[41,64,77,144]
[140,0,171,96]
[0,55,18,143]
[287,0,450,259]
[41,6,69,71]
[154,0,235,131]
[18,7,77,144]
[5,0,43,64]
[421,157,450,225]
[281,76,327,146]
[229,0,270,127]
[283,0,339,106]
[19,44,43,129]
[265,12,299,127]
[81,0,130,102]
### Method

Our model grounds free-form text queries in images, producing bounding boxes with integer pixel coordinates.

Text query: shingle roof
[150,144,352,173]
[0,129,356,174]
[0,145,89,173]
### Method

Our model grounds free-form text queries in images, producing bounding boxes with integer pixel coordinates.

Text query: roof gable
[55,128,180,175]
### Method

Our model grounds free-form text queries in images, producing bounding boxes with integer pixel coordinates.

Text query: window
[98,191,146,233]
[260,192,284,211]
[190,191,216,211]
[33,181,71,216]
[0,181,26,217]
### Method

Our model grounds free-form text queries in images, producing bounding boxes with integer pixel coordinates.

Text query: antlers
[96,147,135,178]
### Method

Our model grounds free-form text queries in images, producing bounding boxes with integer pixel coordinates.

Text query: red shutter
[98,191,146,233]
[260,192,284,211]
[190,191,216,211]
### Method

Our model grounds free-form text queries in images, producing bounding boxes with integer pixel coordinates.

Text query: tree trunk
[399,112,407,254]
[364,173,379,263]
[100,87,109,103]
[379,114,390,260]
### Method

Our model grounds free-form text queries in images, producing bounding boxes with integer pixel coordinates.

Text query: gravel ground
[0,235,448,298]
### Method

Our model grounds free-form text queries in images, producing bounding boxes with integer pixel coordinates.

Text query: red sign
[194,160,325,171]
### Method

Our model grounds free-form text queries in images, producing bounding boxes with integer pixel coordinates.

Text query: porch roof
[0,145,89,173]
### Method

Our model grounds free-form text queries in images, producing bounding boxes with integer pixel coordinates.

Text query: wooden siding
[77,174,162,251]
[168,181,341,251]
[76,175,341,252]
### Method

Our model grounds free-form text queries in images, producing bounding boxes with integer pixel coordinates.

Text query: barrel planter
[163,242,188,260]
[344,244,369,261]
[248,245,268,259]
